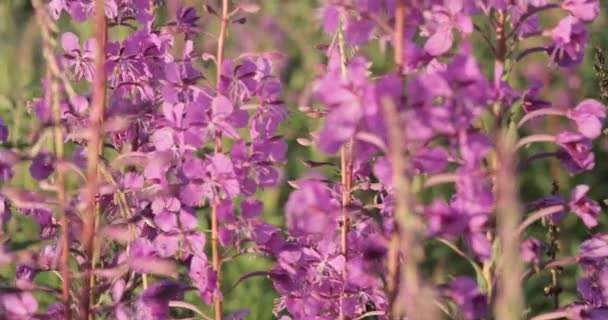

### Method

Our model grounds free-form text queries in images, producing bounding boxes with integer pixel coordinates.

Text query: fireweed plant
[269,0,608,320]
[0,0,288,319]
[0,0,607,320]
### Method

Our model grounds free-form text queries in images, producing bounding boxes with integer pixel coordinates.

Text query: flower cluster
[268,0,606,319]
[0,0,606,319]
[0,0,286,319]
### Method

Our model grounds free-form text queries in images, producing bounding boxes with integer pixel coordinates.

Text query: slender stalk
[544,183,562,309]
[517,108,566,128]
[516,205,564,236]
[515,134,555,150]
[210,202,222,320]
[386,234,399,301]
[505,4,559,40]
[384,5,438,318]
[394,0,405,72]
[494,133,525,320]
[515,46,547,62]
[517,152,560,172]
[493,9,525,319]
[31,0,71,317]
[51,64,72,320]
[529,310,570,320]
[211,1,230,319]
[383,96,437,319]
[169,301,214,320]
[423,173,457,188]
[216,0,230,86]
[81,0,107,319]
[386,0,407,306]
[335,13,354,320]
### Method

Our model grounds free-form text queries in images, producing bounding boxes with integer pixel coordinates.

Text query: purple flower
[511,4,541,38]
[317,96,362,154]
[564,304,608,320]
[29,152,55,181]
[153,233,179,258]
[154,211,177,232]
[315,55,368,154]
[15,265,36,290]
[579,234,608,260]
[0,195,10,233]
[44,303,65,319]
[241,198,263,219]
[453,168,495,217]
[423,0,473,56]
[443,277,488,320]
[180,153,240,206]
[285,179,338,238]
[527,195,567,223]
[208,95,241,139]
[567,99,606,138]
[425,200,468,238]
[570,185,601,228]
[459,131,492,167]
[520,238,543,264]
[413,146,449,174]
[129,238,155,260]
[189,256,216,304]
[345,18,375,46]
[373,156,393,189]
[19,209,57,239]
[65,0,118,22]
[561,0,600,22]
[0,117,8,143]
[467,232,493,261]
[555,131,595,173]
[160,62,202,104]
[521,81,552,112]
[546,16,589,67]
[48,0,66,19]
[219,59,258,103]
[0,292,38,319]
[37,245,59,270]
[61,32,95,82]
[320,5,339,33]
[226,310,250,320]
[577,271,608,307]
[135,280,186,320]
[167,6,201,34]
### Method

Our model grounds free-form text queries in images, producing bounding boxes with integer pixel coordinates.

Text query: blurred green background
[2,0,608,318]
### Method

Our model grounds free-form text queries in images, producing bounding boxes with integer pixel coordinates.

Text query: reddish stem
[51,69,72,320]
[493,9,525,320]
[336,16,353,320]
[386,0,406,307]
[81,0,107,319]
[212,1,230,319]
[394,0,405,72]
[216,0,229,87]
[31,1,73,317]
